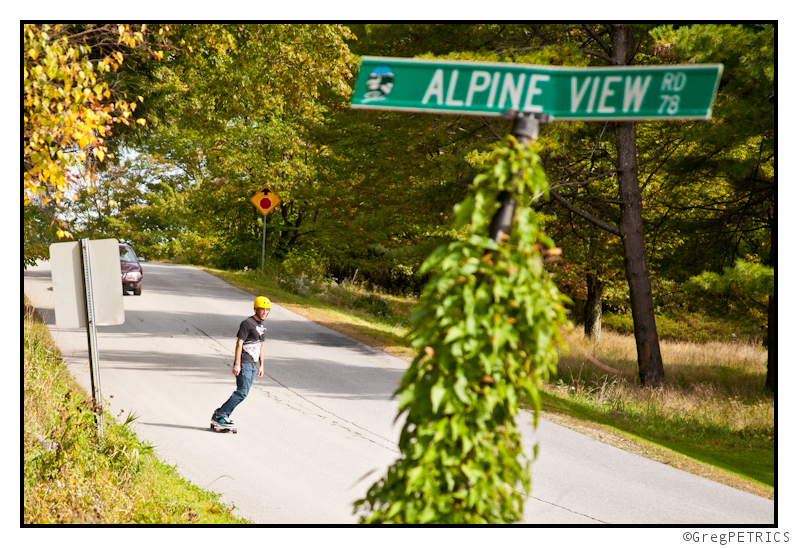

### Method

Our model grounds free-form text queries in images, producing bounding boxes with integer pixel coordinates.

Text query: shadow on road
[139,422,216,433]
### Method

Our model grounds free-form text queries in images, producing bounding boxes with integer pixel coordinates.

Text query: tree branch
[579,48,614,65]
[582,24,614,57]
[480,116,504,141]
[550,190,621,237]
[572,194,622,220]
[549,170,618,191]
[641,136,688,190]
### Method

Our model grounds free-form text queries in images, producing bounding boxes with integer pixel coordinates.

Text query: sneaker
[212,414,234,426]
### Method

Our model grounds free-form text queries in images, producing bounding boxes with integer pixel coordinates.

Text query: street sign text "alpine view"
[351,56,723,121]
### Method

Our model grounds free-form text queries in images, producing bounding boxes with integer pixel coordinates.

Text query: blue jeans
[215,362,256,418]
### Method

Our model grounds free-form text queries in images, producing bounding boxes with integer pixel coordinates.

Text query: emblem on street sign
[364,65,395,103]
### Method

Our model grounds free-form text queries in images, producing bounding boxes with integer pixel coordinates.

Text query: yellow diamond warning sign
[250,184,281,215]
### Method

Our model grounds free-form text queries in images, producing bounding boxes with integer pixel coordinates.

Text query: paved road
[24,261,775,524]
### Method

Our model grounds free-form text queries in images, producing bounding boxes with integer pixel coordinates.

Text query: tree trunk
[765,293,774,391]
[765,238,775,392]
[585,271,604,341]
[613,25,666,386]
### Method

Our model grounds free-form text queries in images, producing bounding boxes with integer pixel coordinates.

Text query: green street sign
[351,56,723,121]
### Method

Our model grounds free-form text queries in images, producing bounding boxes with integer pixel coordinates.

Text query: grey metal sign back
[50,238,125,328]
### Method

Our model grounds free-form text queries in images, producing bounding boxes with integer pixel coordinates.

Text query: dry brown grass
[554,328,772,431]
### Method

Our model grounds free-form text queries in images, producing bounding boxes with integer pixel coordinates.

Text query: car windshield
[120,247,138,262]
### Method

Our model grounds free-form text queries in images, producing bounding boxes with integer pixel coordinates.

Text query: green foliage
[24,24,149,206]
[603,310,764,345]
[690,259,773,306]
[281,247,329,281]
[126,25,356,270]
[354,137,569,523]
[648,24,774,275]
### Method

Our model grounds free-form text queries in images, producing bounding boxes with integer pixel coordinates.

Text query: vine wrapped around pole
[354,134,569,524]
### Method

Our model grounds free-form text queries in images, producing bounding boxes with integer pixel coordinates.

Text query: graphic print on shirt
[238,316,266,365]
[243,323,265,363]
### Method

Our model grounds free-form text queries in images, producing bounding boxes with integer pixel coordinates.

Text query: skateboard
[210,419,237,433]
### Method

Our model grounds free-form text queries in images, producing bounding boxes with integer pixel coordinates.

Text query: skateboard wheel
[233,428,237,434]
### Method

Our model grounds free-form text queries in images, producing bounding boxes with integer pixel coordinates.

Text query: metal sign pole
[262,214,267,271]
[80,238,104,437]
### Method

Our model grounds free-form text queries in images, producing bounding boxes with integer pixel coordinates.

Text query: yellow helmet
[254,296,271,310]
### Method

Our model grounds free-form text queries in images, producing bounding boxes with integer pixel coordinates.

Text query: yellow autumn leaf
[95,148,105,162]
[136,118,146,126]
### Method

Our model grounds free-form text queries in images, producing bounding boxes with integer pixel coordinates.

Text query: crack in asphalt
[189,323,230,353]
[526,495,607,523]
[259,371,400,454]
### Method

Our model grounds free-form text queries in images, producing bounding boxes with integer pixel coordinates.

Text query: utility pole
[489,111,552,242]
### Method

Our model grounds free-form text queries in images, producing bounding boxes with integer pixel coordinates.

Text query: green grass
[541,390,773,488]
[23,298,249,524]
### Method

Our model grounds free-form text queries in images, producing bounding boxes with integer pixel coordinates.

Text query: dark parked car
[120,244,143,295]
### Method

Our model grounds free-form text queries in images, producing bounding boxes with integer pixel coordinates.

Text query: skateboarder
[211,296,271,431]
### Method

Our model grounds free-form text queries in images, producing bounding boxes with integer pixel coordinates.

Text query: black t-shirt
[237,315,266,365]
